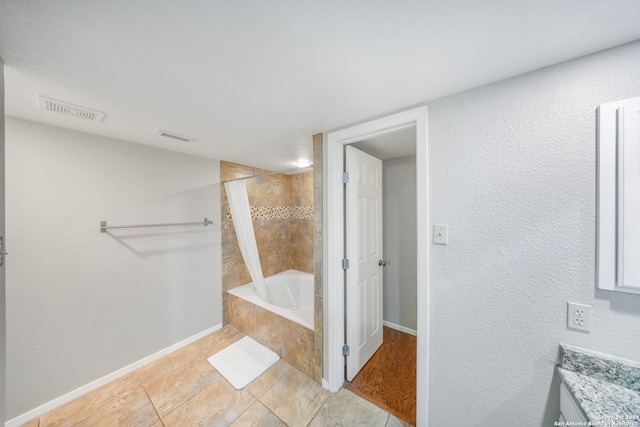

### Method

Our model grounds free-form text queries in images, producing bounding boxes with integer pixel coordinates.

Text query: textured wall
[383,155,417,331]
[427,40,640,426]
[220,161,313,324]
[5,118,222,420]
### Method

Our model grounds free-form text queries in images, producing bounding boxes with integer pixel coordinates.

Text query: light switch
[434,224,448,245]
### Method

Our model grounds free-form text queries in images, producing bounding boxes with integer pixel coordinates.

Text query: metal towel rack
[100,218,213,233]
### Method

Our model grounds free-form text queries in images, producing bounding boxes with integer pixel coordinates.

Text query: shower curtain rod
[225,165,313,183]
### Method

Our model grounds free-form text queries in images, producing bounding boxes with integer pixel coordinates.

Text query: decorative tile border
[227,206,313,221]
[251,206,289,219]
[290,206,313,219]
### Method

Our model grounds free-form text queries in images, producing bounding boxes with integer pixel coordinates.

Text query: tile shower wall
[228,293,319,381]
[220,161,314,323]
[312,133,323,384]
[221,158,321,383]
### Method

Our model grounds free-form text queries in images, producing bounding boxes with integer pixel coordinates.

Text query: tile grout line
[209,356,257,427]
[66,392,121,427]
[33,327,336,427]
[270,409,289,427]
[224,394,258,426]
[252,364,292,401]
[253,367,298,426]
[136,370,164,426]
[136,329,238,423]
[28,327,240,427]
[241,359,294,426]
[155,328,247,424]
[151,365,225,423]
[303,387,331,426]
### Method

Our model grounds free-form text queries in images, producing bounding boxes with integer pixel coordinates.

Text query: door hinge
[342,258,349,270]
[342,344,350,356]
[342,172,349,183]
[0,236,7,267]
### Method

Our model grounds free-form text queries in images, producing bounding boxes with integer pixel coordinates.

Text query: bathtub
[228,269,314,331]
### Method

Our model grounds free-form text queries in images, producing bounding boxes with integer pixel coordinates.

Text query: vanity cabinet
[560,382,587,423]
[558,344,640,425]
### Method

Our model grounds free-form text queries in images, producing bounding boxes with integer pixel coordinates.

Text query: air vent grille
[38,96,105,122]
[154,129,194,143]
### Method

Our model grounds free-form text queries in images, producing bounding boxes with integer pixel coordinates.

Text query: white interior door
[346,145,384,381]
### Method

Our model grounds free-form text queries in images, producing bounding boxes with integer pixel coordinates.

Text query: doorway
[324,106,429,426]
[346,132,418,424]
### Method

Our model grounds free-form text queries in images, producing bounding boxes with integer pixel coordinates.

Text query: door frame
[325,105,429,426]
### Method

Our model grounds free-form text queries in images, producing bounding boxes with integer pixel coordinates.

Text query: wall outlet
[567,302,591,332]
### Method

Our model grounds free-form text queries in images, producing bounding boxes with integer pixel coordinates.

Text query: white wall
[427,40,640,425]
[5,118,222,420]
[383,155,417,331]
[0,56,6,424]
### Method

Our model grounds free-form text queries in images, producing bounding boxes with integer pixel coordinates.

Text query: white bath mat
[207,336,279,389]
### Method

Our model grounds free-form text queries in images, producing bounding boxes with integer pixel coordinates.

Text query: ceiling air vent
[38,96,105,122]
[154,129,194,143]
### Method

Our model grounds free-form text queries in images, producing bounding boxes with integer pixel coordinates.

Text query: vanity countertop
[558,344,640,426]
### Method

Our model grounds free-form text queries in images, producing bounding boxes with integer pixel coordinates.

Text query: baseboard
[322,378,330,391]
[383,320,417,336]
[5,323,222,427]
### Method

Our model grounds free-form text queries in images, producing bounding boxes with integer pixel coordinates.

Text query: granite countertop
[558,344,640,426]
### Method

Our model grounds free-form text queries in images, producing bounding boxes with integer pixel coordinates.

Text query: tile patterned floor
[21,326,413,427]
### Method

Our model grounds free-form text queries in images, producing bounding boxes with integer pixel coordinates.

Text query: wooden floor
[343,326,417,426]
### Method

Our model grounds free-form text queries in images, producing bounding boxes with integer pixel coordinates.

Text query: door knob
[379,260,387,267]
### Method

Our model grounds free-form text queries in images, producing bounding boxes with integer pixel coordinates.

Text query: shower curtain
[224,180,268,301]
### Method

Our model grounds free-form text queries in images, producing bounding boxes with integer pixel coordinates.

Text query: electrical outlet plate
[567,302,591,332]
[434,224,448,245]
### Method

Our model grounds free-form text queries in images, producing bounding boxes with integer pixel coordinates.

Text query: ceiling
[1,1,639,172]
[352,127,416,161]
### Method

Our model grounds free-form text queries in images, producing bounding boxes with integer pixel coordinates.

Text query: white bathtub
[228,270,314,330]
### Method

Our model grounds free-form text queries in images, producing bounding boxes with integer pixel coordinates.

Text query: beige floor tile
[19,419,39,427]
[195,325,245,357]
[137,341,203,386]
[308,388,389,427]
[246,359,292,398]
[73,386,159,427]
[40,372,141,427]
[229,401,286,427]
[161,374,255,426]
[260,368,329,427]
[145,359,220,417]
[386,414,414,427]
[137,326,242,387]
